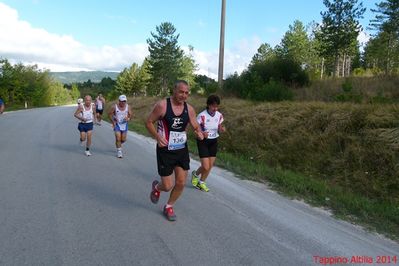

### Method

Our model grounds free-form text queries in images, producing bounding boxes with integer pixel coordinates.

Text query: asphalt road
[0,106,398,266]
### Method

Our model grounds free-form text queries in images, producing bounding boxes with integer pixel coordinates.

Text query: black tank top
[157,97,189,142]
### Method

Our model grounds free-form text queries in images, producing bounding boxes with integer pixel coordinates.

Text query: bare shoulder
[154,99,166,112]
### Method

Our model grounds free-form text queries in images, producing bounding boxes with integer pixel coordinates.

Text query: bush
[251,80,293,101]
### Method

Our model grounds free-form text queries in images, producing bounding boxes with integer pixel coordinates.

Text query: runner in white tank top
[108,95,132,158]
[74,95,96,156]
[191,95,226,192]
[95,93,105,125]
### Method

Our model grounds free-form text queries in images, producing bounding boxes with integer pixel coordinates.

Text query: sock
[154,184,160,192]
[199,180,204,184]
[165,204,173,209]
[117,148,122,152]
[86,147,89,151]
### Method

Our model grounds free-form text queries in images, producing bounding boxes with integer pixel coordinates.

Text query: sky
[0,0,380,79]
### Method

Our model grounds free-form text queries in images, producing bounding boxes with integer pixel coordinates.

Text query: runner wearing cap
[108,95,132,158]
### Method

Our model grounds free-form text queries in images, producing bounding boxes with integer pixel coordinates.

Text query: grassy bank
[105,96,399,240]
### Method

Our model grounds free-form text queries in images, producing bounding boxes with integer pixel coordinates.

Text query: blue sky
[0,0,380,78]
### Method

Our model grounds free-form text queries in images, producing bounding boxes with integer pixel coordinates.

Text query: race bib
[117,122,127,131]
[207,130,218,139]
[168,131,187,150]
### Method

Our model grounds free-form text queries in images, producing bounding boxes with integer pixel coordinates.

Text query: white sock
[165,204,173,209]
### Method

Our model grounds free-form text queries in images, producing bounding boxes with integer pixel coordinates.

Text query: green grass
[209,151,399,239]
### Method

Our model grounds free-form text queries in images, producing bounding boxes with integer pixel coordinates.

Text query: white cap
[119,95,127,101]
[77,98,83,104]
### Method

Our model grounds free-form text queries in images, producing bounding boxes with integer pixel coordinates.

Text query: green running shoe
[197,182,210,192]
[191,170,199,187]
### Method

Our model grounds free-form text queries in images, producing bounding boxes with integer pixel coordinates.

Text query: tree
[277,20,310,65]
[316,0,366,77]
[0,59,72,106]
[70,83,80,100]
[369,0,399,74]
[363,31,399,74]
[179,45,198,89]
[147,22,184,95]
[250,43,276,66]
[115,62,149,96]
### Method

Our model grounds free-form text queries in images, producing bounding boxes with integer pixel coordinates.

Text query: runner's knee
[174,179,185,189]
[163,182,173,192]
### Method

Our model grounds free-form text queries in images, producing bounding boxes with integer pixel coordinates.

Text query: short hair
[174,80,189,89]
[206,95,221,106]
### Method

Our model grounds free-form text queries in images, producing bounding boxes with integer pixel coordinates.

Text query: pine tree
[147,22,184,95]
[316,0,365,77]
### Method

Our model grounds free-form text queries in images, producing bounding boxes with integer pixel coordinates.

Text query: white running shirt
[96,98,103,110]
[81,104,94,123]
[114,103,129,130]
[197,109,224,139]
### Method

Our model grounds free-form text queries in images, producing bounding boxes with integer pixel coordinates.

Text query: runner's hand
[203,131,209,138]
[195,130,204,141]
[156,135,168,147]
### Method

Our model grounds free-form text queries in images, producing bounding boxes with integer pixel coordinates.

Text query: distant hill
[49,71,119,84]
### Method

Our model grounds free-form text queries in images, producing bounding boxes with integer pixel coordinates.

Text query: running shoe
[85,150,92,156]
[163,205,177,221]
[191,170,199,187]
[150,180,160,204]
[196,182,210,192]
[117,150,123,158]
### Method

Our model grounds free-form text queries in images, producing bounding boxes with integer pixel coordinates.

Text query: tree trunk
[342,54,346,77]
[320,58,325,79]
[334,54,340,78]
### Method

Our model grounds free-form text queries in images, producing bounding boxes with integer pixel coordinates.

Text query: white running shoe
[85,150,92,156]
[117,150,123,158]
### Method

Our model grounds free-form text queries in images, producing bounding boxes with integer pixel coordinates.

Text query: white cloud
[0,3,147,72]
[357,29,370,50]
[187,36,262,79]
[0,2,260,78]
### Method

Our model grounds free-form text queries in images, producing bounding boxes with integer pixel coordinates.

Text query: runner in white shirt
[74,95,96,156]
[191,95,226,192]
[108,95,132,158]
[95,93,105,125]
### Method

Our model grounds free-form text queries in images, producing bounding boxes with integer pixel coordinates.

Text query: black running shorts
[96,109,103,115]
[78,122,93,132]
[156,145,190,176]
[197,138,218,158]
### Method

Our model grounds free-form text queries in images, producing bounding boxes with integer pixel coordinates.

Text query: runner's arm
[92,105,97,123]
[127,106,133,121]
[188,105,204,140]
[108,105,116,127]
[74,106,85,122]
[146,101,168,147]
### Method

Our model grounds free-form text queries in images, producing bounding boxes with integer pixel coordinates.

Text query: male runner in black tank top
[146,80,204,221]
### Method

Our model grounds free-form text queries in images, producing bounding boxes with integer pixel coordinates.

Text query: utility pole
[218,0,226,89]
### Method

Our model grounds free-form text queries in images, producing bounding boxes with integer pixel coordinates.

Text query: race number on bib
[117,122,127,131]
[168,131,187,150]
[207,131,218,139]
